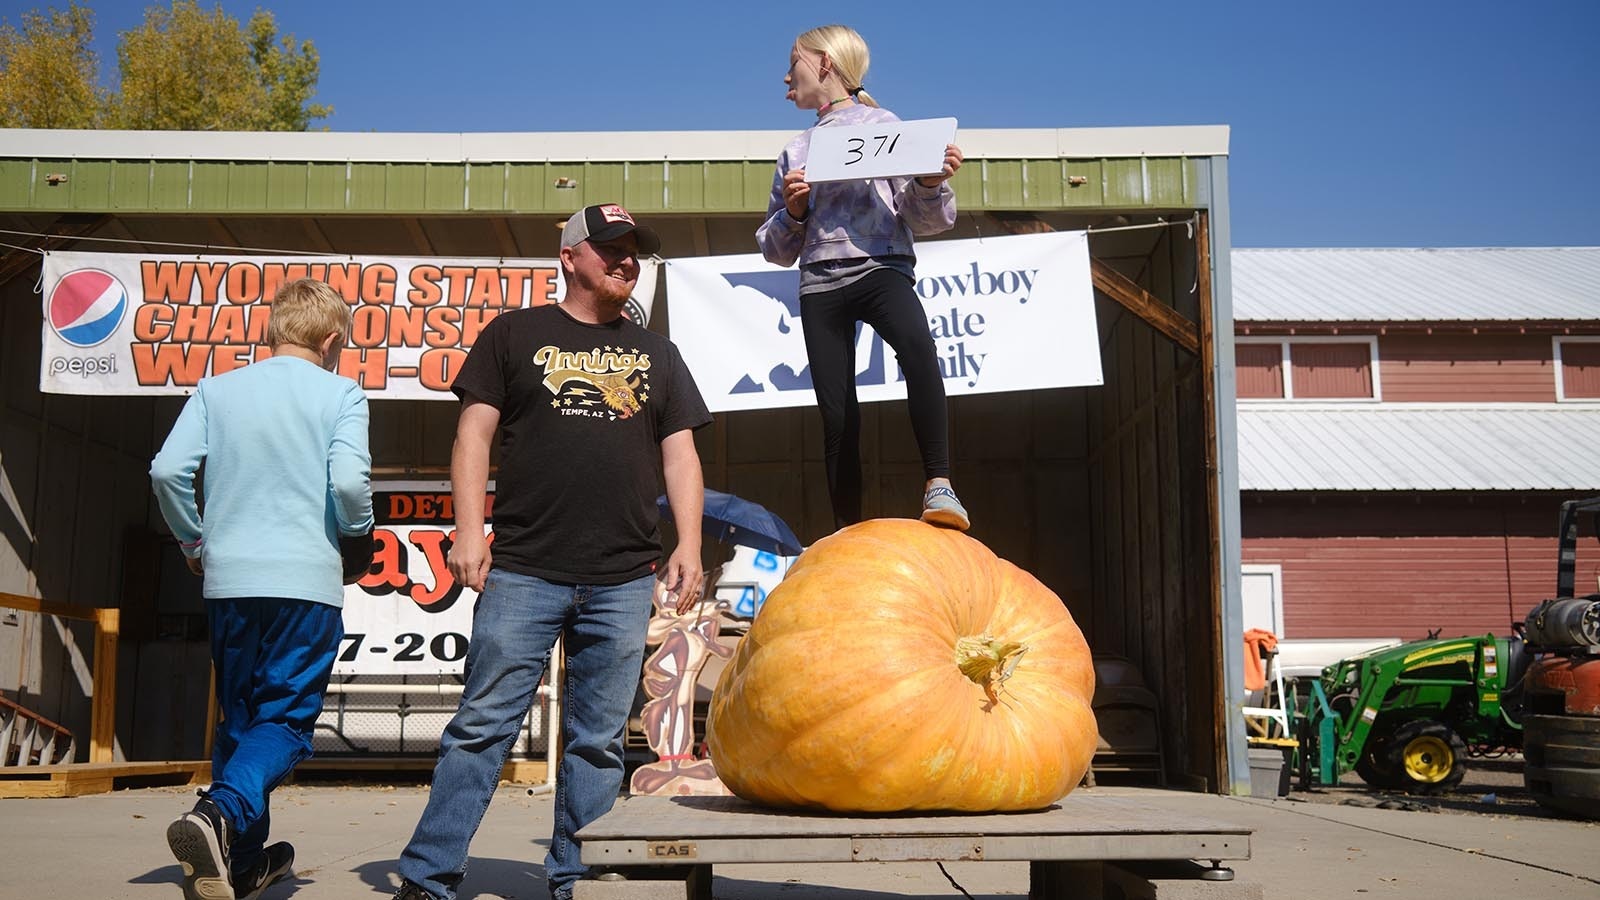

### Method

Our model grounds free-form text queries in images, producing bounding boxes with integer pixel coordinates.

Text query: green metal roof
[0,127,1227,216]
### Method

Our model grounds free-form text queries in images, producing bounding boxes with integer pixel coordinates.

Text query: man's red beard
[593,272,636,309]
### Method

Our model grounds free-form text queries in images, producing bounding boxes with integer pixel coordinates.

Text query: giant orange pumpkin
[706,518,1097,813]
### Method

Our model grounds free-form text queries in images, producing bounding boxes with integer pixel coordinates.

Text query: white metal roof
[1232,247,1600,323]
[1237,404,1600,491]
[0,125,1229,163]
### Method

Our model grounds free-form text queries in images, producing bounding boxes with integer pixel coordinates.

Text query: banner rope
[0,226,347,258]
[5,216,1197,259]
[1084,214,1199,236]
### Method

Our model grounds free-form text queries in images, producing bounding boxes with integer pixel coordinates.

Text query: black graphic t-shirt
[450,304,711,584]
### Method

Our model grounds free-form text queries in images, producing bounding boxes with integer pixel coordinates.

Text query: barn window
[1236,337,1379,401]
[1555,337,1600,401]
[1235,343,1284,398]
[1291,342,1374,398]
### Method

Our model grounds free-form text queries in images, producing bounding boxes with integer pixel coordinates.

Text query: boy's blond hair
[267,279,352,350]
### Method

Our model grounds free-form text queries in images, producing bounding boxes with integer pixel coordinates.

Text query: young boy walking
[150,278,373,900]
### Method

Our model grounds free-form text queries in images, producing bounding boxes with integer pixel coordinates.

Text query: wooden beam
[1194,211,1226,790]
[0,761,209,799]
[490,217,521,258]
[403,218,436,256]
[203,664,218,761]
[0,595,122,764]
[1091,261,1200,355]
[90,607,119,763]
[0,591,98,622]
[294,757,548,783]
[300,217,336,253]
[690,218,711,257]
[986,211,1200,354]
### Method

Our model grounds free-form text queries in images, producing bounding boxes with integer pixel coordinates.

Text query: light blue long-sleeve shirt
[150,355,373,607]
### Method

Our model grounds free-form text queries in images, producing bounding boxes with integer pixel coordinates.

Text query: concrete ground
[2,764,1596,900]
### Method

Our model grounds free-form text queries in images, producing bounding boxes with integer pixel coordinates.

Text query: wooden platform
[0,761,210,798]
[296,757,549,784]
[574,794,1255,899]
[580,793,1249,865]
[0,757,547,798]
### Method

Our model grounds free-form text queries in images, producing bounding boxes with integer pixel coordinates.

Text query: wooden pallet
[0,761,210,798]
[0,758,547,798]
[296,757,549,785]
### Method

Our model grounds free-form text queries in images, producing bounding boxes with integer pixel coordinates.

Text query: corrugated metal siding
[1291,343,1371,398]
[1242,497,1574,640]
[1233,247,1600,322]
[0,155,1204,215]
[1237,406,1600,491]
[1243,536,1520,638]
[1380,335,1554,402]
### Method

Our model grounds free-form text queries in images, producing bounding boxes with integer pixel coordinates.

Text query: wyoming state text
[131,260,561,390]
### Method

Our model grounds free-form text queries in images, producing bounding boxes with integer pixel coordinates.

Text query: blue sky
[14,0,1598,248]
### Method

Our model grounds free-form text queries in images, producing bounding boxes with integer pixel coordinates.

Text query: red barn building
[1231,247,1600,667]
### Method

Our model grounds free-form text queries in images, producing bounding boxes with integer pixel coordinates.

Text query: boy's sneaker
[392,880,440,900]
[920,485,971,531]
[233,842,294,900]
[167,793,234,900]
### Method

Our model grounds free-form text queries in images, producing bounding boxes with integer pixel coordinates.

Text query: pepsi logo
[47,268,128,348]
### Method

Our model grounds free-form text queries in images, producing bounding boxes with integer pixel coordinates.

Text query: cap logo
[598,204,635,225]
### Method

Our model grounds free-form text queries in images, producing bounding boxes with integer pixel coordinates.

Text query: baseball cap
[559,204,661,255]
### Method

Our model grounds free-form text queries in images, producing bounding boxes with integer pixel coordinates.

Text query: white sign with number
[803,116,958,183]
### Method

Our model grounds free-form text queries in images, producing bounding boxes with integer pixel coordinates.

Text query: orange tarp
[1243,628,1279,692]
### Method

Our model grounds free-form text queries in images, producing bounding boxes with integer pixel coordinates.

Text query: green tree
[109,1,331,131]
[246,11,330,131]
[0,2,105,128]
[0,1,330,131]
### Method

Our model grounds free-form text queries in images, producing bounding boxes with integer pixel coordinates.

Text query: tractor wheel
[1353,722,1401,788]
[1354,740,1401,789]
[1382,720,1467,793]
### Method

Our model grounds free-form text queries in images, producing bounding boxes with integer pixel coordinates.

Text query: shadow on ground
[351,856,551,899]
[1291,754,1590,822]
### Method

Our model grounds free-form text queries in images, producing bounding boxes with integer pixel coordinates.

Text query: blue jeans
[205,596,342,875]
[397,569,654,900]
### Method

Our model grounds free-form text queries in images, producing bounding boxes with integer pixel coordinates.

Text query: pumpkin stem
[954,634,1029,703]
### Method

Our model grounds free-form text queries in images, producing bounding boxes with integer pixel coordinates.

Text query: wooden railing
[0,693,75,765]
[0,592,119,763]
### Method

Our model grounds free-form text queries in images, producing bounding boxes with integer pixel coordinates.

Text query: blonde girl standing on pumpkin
[756,23,969,532]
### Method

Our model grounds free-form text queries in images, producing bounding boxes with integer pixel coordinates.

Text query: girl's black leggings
[801,267,950,529]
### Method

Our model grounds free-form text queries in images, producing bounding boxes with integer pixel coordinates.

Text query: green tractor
[1295,632,1529,792]
[1293,495,1600,803]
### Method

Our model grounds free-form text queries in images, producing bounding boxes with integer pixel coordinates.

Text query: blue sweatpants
[205,596,342,872]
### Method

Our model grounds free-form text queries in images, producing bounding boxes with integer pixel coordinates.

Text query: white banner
[39,250,658,399]
[664,231,1100,413]
[336,480,490,676]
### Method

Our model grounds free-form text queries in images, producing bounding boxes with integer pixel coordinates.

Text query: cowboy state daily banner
[664,231,1100,413]
[39,250,659,399]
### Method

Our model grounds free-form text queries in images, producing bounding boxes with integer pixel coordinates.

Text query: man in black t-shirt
[393,204,712,900]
